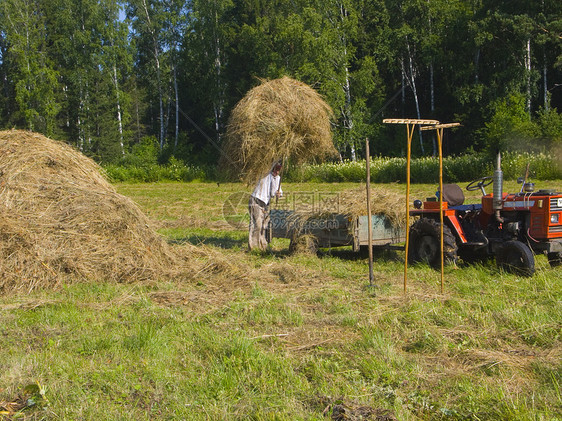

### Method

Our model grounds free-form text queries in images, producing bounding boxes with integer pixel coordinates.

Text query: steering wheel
[466,176,493,192]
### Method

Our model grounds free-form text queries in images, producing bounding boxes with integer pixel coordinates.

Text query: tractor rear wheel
[547,252,562,268]
[495,241,535,277]
[408,218,458,268]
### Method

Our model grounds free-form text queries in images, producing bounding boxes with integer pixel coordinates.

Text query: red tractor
[408,154,562,276]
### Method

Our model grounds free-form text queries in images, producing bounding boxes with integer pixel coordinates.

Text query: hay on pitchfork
[222,76,337,184]
[0,130,193,293]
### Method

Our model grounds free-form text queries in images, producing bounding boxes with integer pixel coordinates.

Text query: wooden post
[365,138,374,286]
[437,127,445,293]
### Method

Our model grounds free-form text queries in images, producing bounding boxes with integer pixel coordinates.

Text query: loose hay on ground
[222,76,337,184]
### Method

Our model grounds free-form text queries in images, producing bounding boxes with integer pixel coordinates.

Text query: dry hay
[287,187,406,236]
[338,187,406,227]
[288,233,318,255]
[222,76,337,184]
[0,130,190,293]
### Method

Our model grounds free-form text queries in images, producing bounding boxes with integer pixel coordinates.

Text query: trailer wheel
[408,218,457,267]
[547,252,562,268]
[289,234,318,255]
[496,241,535,277]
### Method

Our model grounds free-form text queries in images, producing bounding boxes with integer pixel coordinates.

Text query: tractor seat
[441,184,465,206]
[440,183,482,211]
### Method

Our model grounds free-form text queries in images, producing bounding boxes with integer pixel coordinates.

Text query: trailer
[270,209,406,253]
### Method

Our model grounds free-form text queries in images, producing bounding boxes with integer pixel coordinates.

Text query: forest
[0,0,561,168]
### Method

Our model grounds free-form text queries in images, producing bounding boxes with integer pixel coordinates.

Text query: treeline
[0,0,561,167]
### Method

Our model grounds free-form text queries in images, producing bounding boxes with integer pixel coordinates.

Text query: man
[248,161,283,251]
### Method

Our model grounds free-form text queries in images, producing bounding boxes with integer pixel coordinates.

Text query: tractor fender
[443,213,467,243]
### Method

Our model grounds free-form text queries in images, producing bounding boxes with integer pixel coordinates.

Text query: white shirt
[251,172,282,205]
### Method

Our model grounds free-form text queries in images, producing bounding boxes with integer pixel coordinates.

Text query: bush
[118,136,160,167]
[104,135,209,183]
[104,160,207,183]
[285,152,560,183]
[499,151,562,180]
[104,151,559,184]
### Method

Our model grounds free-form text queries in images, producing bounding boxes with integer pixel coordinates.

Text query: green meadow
[1,180,561,420]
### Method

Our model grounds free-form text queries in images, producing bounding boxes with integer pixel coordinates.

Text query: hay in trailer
[288,187,407,235]
[222,76,337,184]
[339,187,407,228]
[0,130,190,293]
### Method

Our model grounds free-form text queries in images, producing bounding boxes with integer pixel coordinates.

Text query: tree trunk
[213,1,223,143]
[430,61,436,156]
[141,0,164,149]
[78,80,85,151]
[401,62,405,116]
[474,48,480,84]
[343,66,355,161]
[542,52,550,111]
[404,40,424,154]
[112,64,124,155]
[427,0,436,156]
[157,60,164,149]
[173,64,179,149]
[338,3,355,161]
[525,38,531,114]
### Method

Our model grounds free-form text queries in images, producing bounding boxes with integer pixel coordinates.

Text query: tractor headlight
[551,213,560,224]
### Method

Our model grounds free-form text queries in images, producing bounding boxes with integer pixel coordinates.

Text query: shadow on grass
[168,232,404,263]
[169,234,247,249]
[320,246,405,263]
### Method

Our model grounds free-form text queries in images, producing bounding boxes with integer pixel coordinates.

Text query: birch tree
[162,0,187,149]
[43,0,100,149]
[183,0,234,145]
[100,0,133,156]
[127,0,169,149]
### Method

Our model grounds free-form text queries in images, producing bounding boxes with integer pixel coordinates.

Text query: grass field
[1,180,561,420]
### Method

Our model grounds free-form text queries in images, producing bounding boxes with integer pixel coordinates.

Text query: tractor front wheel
[496,241,535,277]
[408,218,458,268]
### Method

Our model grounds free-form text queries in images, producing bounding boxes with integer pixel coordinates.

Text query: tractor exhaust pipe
[493,152,504,222]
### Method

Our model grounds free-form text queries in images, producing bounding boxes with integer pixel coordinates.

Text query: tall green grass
[104,157,208,183]
[103,152,560,184]
[287,152,561,183]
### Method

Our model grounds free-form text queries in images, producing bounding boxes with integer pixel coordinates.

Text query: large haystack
[223,76,337,184]
[0,130,183,292]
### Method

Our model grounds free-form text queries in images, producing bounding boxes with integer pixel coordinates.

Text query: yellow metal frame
[382,119,439,292]
[420,123,461,293]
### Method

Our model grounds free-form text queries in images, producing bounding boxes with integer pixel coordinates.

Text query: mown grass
[1,181,561,420]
